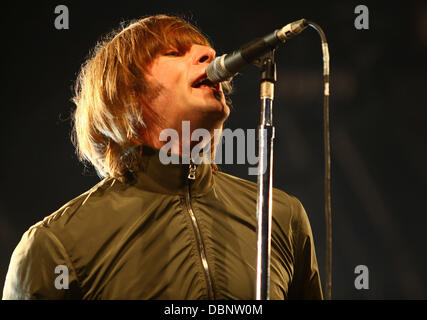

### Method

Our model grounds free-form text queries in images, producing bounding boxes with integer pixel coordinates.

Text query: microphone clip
[252,50,277,83]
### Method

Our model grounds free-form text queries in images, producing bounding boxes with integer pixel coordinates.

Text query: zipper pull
[188,162,197,180]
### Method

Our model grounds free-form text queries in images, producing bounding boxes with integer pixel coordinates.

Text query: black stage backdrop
[0,0,426,299]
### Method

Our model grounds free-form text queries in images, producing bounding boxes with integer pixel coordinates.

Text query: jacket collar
[130,145,213,196]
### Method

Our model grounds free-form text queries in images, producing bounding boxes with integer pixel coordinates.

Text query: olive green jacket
[2,146,323,299]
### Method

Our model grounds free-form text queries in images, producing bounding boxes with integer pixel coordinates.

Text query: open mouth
[192,74,220,91]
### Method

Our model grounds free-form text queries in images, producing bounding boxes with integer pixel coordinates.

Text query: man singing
[3,14,323,299]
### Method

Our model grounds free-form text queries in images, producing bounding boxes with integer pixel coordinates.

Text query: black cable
[306,21,332,300]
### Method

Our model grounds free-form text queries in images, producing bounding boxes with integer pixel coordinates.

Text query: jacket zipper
[185,162,215,299]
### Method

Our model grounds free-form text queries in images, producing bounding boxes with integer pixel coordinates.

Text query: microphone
[206,19,308,83]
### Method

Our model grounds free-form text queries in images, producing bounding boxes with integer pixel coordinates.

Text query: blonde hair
[72,14,230,180]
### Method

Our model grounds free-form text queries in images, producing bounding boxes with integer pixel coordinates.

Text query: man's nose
[192,45,216,64]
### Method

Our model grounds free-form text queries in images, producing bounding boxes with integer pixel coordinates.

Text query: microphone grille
[206,54,231,83]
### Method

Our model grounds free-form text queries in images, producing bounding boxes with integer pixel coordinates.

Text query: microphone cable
[306,21,332,300]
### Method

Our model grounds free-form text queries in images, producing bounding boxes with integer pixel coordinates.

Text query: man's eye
[165,51,179,56]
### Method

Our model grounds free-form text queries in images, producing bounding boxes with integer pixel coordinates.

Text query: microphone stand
[255,50,276,300]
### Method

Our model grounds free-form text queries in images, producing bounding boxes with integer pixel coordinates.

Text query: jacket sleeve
[287,199,324,300]
[2,224,82,300]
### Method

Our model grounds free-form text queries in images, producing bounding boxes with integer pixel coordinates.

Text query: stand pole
[255,52,276,300]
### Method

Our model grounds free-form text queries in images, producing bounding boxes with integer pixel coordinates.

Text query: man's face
[146,44,230,134]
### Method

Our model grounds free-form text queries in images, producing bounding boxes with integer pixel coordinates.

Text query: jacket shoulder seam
[40,226,84,293]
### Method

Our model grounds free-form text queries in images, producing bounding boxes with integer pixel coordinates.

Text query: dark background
[1,0,426,299]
